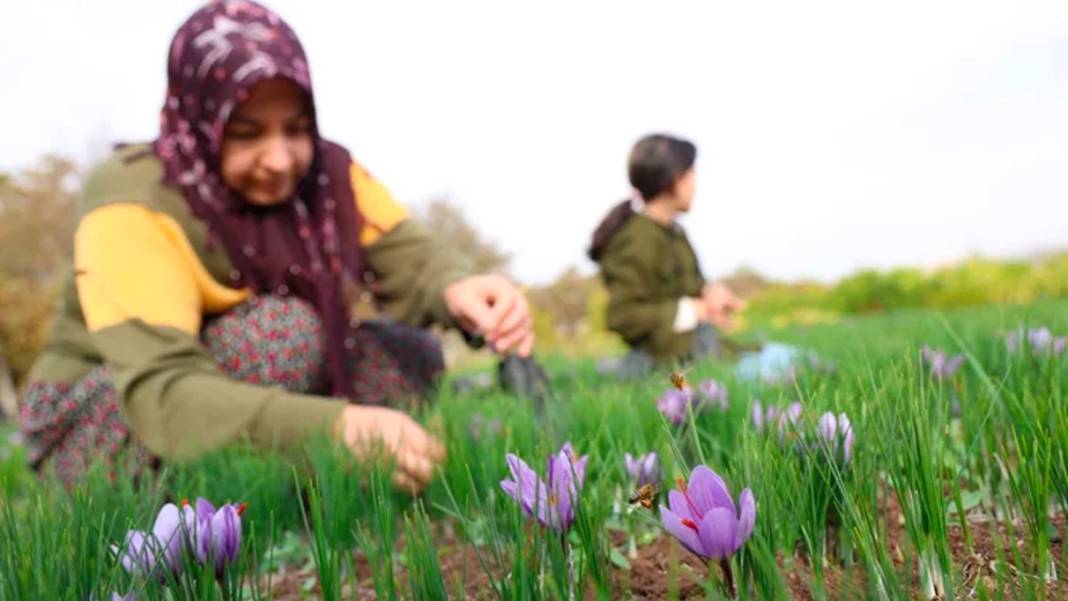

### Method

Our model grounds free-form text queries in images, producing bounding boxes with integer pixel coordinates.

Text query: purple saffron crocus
[816,412,855,464]
[110,593,137,601]
[657,387,693,426]
[625,452,660,487]
[697,379,730,411]
[1028,327,1053,350]
[1027,328,1068,355]
[181,498,246,574]
[921,346,965,380]
[752,401,802,436]
[1006,327,1068,355]
[750,400,776,433]
[660,465,756,561]
[500,442,588,532]
[113,503,185,581]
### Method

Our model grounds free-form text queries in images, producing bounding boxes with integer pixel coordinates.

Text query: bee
[668,368,691,390]
[627,483,660,509]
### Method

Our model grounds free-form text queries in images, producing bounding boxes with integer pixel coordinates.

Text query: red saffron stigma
[236,502,249,516]
[681,518,698,531]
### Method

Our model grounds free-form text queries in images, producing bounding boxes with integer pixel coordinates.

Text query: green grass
[1,299,1067,600]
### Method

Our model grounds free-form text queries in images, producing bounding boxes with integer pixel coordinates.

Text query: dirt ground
[265,504,1066,600]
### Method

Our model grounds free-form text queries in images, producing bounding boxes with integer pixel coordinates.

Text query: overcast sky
[3,1,1066,284]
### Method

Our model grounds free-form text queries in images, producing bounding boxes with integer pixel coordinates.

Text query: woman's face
[220,77,314,207]
[671,167,697,212]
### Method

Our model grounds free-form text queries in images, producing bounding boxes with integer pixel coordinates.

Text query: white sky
[2,1,1067,284]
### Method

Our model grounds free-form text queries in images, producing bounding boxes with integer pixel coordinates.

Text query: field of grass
[1,300,1067,600]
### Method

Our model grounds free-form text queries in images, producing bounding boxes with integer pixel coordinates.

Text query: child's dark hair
[628,133,697,201]
[587,133,697,261]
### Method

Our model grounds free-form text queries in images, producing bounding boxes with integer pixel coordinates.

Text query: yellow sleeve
[74,204,250,333]
[350,162,409,246]
[75,204,204,334]
[74,203,342,460]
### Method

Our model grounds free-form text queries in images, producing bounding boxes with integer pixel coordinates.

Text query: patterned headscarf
[152,0,363,397]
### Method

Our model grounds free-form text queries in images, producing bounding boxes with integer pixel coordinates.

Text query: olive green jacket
[596,214,706,361]
[26,146,472,461]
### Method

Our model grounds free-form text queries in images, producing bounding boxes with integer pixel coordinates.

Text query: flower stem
[719,558,737,600]
[566,540,577,601]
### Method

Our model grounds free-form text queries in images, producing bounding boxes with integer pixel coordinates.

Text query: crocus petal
[818,412,837,443]
[642,453,660,486]
[152,503,181,539]
[624,453,638,480]
[660,504,704,558]
[697,506,740,560]
[843,425,856,463]
[151,503,183,570]
[569,453,589,490]
[1029,328,1052,350]
[1005,331,1021,352]
[658,389,690,425]
[500,480,521,504]
[179,503,197,542]
[553,445,584,527]
[838,413,852,435]
[687,465,736,515]
[667,489,696,523]
[735,488,756,547]
[644,453,658,474]
[505,454,539,506]
[210,504,241,570]
[550,480,573,530]
[121,530,151,574]
[751,400,764,432]
[195,498,216,522]
[945,355,964,375]
[786,402,803,421]
[560,442,580,462]
[920,346,933,363]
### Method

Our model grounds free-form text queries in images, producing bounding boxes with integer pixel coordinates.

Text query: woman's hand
[701,282,747,329]
[443,274,535,357]
[335,405,446,494]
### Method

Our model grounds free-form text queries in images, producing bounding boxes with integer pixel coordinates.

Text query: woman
[589,133,744,377]
[18,0,534,493]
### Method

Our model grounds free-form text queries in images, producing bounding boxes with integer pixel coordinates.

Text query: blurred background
[2,1,1067,394]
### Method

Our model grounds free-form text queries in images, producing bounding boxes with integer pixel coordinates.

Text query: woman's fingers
[490,298,532,352]
[494,316,532,355]
[423,434,447,463]
[517,331,535,358]
[392,470,422,495]
[397,448,435,486]
[338,406,447,495]
[488,293,524,341]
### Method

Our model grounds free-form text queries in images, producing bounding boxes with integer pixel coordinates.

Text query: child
[18,0,535,493]
[589,133,744,376]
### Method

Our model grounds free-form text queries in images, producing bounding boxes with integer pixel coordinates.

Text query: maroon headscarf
[152,0,363,397]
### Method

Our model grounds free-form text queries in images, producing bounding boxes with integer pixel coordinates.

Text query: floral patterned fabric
[18,295,443,486]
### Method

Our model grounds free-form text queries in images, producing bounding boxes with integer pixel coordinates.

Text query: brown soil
[263,506,1066,600]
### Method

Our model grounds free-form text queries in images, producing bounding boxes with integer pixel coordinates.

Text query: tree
[0,155,80,282]
[527,266,599,337]
[718,265,769,298]
[415,198,511,274]
[0,156,81,388]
